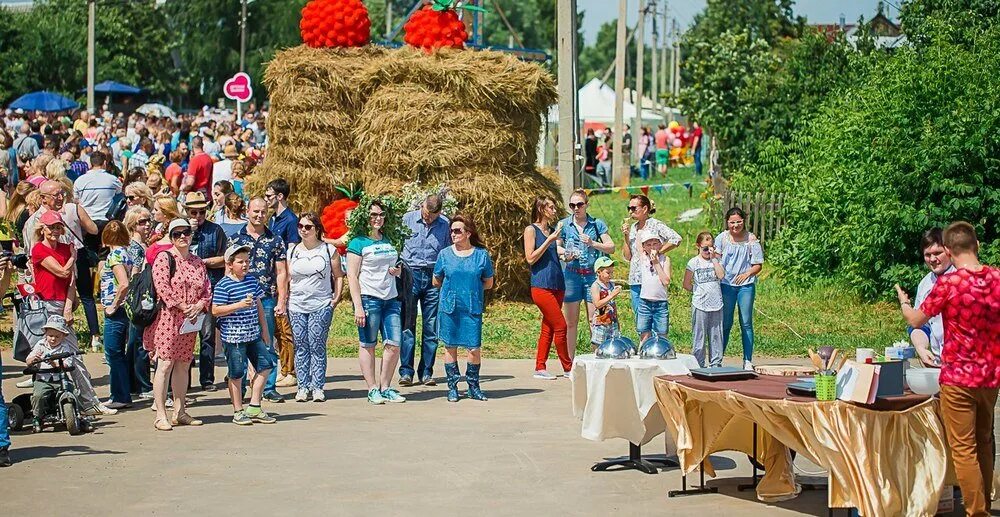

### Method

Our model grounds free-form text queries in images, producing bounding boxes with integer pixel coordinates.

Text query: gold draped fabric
[654,375,953,517]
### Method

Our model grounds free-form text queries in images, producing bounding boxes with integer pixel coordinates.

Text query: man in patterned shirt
[229,198,288,403]
[898,221,1000,517]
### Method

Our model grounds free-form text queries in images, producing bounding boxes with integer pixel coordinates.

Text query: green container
[815,374,837,401]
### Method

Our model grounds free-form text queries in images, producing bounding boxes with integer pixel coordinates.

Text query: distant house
[811,2,906,50]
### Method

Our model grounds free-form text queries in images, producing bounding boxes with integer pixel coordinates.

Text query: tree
[0,8,29,105]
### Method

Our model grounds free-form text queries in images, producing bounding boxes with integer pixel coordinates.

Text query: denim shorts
[564,268,596,304]
[224,338,277,380]
[636,298,669,336]
[358,295,402,348]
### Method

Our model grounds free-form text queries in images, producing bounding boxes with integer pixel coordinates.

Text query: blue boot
[445,362,460,403]
[466,362,487,401]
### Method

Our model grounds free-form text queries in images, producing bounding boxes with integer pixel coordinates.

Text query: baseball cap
[640,229,662,244]
[224,243,252,262]
[594,257,615,270]
[167,218,191,234]
[39,210,65,227]
[41,314,72,335]
[183,191,210,209]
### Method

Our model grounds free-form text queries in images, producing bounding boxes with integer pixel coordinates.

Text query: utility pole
[239,0,248,73]
[650,0,658,118]
[673,18,680,99]
[660,2,668,107]
[632,0,645,162]
[386,0,392,39]
[612,0,628,187]
[556,0,579,201]
[667,18,675,122]
[86,0,95,112]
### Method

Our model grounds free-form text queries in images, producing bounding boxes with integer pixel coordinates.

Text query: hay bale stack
[246,163,363,215]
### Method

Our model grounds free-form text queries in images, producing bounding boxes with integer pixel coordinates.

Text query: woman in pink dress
[144,218,212,431]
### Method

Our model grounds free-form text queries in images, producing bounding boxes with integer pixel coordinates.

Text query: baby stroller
[8,350,92,435]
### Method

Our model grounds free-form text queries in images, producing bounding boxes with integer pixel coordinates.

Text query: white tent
[547,78,666,125]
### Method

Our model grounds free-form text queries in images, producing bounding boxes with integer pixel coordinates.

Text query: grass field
[1,166,905,360]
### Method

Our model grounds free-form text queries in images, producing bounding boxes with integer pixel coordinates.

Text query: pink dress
[143,250,211,362]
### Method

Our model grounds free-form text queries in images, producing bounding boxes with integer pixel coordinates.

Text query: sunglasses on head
[171,228,192,239]
[569,202,586,209]
[450,227,465,235]
[298,223,315,231]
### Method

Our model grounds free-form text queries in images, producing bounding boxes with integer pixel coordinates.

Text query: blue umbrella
[82,80,143,95]
[8,91,80,112]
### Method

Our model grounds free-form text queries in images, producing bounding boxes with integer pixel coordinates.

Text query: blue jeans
[721,282,756,362]
[636,298,669,337]
[694,147,703,175]
[629,285,642,322]
[290,307,333,390]
[357,295,402,347]
[103,308,132,404]
[76,257,100,337]
[260,296,281,392]
[127,322,152,394]
[400,268,440,380]
[225,337,276,380]
[0,353,9,449]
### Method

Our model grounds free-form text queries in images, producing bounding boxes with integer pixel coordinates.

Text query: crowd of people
[583,122,704,184]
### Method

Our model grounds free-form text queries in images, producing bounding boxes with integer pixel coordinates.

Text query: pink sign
[224,72,254,103]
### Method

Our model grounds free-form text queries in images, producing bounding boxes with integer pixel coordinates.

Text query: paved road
[0,353,971,515]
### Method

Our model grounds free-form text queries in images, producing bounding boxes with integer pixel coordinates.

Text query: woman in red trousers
[523,195,571,379]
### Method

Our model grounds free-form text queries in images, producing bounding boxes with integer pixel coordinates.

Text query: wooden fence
[716,190,787,245]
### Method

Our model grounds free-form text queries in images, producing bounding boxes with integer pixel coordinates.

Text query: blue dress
[434,246,495,348]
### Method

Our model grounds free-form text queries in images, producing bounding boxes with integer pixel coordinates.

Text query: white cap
[640,229,661,244]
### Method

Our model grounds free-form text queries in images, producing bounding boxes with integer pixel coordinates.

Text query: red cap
[39,210,65,227]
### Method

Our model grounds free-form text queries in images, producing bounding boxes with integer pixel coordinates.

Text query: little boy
[25,315,75,433]
[212,244,277,426]
[683,232,726,367]
[589,256,622,349]
[897,221,1000,517]
[637,230,671,341]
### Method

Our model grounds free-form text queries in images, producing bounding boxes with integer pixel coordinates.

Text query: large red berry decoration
[300,0,371,48]
[403,0,485,52]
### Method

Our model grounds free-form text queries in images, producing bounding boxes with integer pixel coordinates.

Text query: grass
[0,166,905,360]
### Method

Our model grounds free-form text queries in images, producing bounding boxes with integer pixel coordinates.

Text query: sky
[577,0,900,45]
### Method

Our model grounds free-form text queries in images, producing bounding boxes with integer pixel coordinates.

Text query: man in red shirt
[184,136,213,198]
[897,221,1000,517]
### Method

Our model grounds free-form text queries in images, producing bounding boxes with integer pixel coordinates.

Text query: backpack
[124,251,176,327]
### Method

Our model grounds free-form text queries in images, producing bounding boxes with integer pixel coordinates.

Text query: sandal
[153,418,173,431]
[171,412,203,426]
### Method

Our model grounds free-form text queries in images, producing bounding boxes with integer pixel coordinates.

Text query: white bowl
[905,368,941,395]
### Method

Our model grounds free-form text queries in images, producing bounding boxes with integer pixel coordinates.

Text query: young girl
[588,256,621,349]
[637,230,670,342]
[683,232,726,367]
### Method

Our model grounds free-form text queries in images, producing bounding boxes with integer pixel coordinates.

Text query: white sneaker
[744,361,755,372]
[138,391,154,401]
[16,378,33,388]
[533,370,557,380]
[86,403,117,416]
[295,388,309,402]
[91,336,103,352]
[312,389,325,402]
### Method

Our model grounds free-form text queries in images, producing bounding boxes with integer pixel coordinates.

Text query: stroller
[8,350,92,435]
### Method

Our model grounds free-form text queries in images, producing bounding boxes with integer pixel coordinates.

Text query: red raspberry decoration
[404,2,475,52]
[300,0,371,48]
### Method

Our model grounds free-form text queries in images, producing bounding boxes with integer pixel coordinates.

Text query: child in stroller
[24,315,86,434]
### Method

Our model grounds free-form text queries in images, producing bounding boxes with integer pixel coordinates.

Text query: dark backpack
[124,251,176,327]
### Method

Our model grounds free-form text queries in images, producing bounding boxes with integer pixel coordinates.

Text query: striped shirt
[212,274,264,344]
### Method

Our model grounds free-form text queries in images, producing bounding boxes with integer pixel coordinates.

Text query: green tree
[0,8,29,105]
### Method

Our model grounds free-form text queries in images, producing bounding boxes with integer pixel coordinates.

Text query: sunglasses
[126,195,142,202]
[171,229,192,239]
[569,202,586,209]
[42,192,66,199]
[45,224,65,232]
[137,218,151,225]
[701,246,712,252]
[728,220,744,225]
[188,209,206,216]
[369,212,385,218]
[627,206,640,212]
[298,223,315,231]
[450,228,466,235]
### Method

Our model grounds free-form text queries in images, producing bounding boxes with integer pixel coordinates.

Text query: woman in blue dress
[433,213,495,402]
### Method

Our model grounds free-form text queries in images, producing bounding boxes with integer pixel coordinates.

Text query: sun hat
[167,218,192,234]
[640,229,662,243]
[223,143,239,159]
[183,191,210,209]
[224,243,252,262]
[594,256,615,270]
[39,210,65,227]
[41,315,72,335]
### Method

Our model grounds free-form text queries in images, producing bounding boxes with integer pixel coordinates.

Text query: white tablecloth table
[571,353,700,473]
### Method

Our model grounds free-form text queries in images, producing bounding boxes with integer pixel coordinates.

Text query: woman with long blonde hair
[125,182,155,210]
[146,195,181,264]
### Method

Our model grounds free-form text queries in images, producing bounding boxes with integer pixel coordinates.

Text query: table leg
[667,460,719,497]
[738,423,760,491]
[591,442,679,474]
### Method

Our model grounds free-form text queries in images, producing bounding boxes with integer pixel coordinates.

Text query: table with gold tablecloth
[653,374,951,517]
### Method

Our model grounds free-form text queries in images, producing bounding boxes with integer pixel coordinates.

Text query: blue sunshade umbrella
[8,91,80,112]
[82,80,143,95]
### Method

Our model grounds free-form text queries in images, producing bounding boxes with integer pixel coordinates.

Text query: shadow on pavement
[399,388,543,402]
[12,445,126,462]
[196,412,324,425]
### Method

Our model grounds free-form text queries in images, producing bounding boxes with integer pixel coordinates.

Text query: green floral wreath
[345,192,412,252]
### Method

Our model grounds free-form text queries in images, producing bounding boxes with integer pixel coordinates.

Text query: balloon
[668,121,679,130]
[672,138,682,148]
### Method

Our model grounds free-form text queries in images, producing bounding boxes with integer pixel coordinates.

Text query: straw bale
[265,45,386,114]
[267,129,357,170]
[246,161,363,215]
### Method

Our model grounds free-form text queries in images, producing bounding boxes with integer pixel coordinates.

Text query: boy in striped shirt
[212,244,278,425]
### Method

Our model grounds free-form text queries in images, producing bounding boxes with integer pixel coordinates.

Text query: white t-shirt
[347,236,398,300]
[640,254,668,301]
[627,218,682,285]
[287,242,337,313]
[212,159,233,186]
[914,266,954,358]
[73,169,122,222]
[686,256,723,312]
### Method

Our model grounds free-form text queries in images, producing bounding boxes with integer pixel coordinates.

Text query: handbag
[13,293,48,362]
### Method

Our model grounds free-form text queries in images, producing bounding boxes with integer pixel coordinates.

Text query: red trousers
[531,287,572,373]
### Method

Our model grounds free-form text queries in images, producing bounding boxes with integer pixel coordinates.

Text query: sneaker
[312,389,325,402]
[202,384,218,392]
[15,378,32,389]
[245,407,276,424]
[232,411,253,426]
[367,387,386,405]
[263,391,284,403]
[295,388,309,402]
[380,388,406,403]
[398,375,414,387]
[104,401,132,410]
[165,398,174,409]
[138,391,154,401]
[744,361,755,372]
[421,376,437,386]
[0,446,11,467]
[533,370,557,380]
[91,335,103,352]
[97,403,119,415]
[276,375,298,388]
